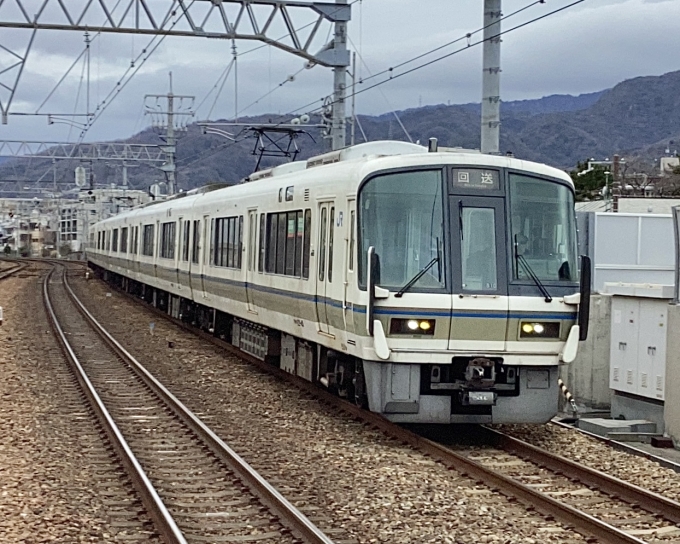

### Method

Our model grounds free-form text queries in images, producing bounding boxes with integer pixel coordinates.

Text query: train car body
[88,141,589,424]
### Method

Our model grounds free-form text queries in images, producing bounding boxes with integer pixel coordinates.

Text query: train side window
[120,227,128,253]
[191,220,200,264]
[142,224,154,257]
[237,216,243,269]
[105,230,110,251]
[349,210,355,271]
[258,214,265,273]
[319,207,327,281]
[132,226,139,255]
[328,206,335,282]
[285,211,296,275]
[111,229,118,252]
[160,221,176,259]
[302,209,311,279]
[97,232,101,250]
[248,214,256,271]
[294,211,303,277]
[266,214,277,273]
[182,220,190,261]
[276,213,286,274]
[213,216,243,269]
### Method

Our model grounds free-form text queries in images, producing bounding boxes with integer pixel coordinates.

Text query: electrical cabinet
[606,284,673,401]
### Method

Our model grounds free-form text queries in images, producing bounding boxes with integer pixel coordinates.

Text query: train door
[245,209,258,314]
[343,199,356,335]
[175,217,183,286]
[448,196,508,351]
[188,219,200,294]
[315,201,335,335]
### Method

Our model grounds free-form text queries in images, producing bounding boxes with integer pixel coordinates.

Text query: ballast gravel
[71,275,588,544]
[499,423,680,503]
[0,268,159,543]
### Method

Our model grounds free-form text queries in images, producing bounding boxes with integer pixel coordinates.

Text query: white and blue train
[87,140,590,424]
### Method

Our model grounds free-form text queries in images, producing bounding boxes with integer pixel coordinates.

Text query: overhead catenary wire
[287,0,587,121]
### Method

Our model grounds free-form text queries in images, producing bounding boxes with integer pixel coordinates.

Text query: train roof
[96,141,573,227]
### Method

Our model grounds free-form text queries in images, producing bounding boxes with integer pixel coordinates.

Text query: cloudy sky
[0,0,678,143]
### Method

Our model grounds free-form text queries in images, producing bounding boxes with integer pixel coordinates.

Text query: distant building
[59,188,151,253]
[660,156,679,176]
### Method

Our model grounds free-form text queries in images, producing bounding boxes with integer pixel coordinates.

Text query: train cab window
[358,169,445,291]
[142,225,154,257]
[509,174,578,282]
[191,220,200,264]
[461,208,497,291]
[120,227,128,253]
[181,220,190,261]
[160,222,176,259]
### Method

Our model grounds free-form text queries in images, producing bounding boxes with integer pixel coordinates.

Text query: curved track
[96,275,680,544]
[44,263,334,544]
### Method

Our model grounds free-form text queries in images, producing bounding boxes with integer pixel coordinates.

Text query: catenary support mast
[481,0,501,154]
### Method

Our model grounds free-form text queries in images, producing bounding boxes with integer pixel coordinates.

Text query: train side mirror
[366,246,380,336]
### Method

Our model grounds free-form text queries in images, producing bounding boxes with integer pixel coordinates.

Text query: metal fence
[577,212,676,293]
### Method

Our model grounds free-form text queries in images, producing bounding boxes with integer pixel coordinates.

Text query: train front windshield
[358,169,446,291]
[358,168,578,293]
[509,173,578,283]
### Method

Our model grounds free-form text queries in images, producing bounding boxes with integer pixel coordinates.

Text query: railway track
[44,263,335,544]
[0,259,27,280]
[86,274,680,544]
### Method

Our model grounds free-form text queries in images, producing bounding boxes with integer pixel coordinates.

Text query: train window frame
[506,169,579,287]
[191,220,200,264]
[142,224,155,257]
[264,209,309,278]
[212,216,243,270]
[357,166,448,293]
[132,226,139,255]
[181,219,190,262]
[302,209,311,279]
[160,221,176,260]
[258,213,265,273]
[120,227,128,254]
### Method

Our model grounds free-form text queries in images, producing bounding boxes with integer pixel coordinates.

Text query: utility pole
[330,0,349,151]
[144,73,194,195]
[481,0,501,154]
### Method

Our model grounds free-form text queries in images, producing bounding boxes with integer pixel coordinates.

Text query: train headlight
[390,318,436,336]
[519,321,559,338]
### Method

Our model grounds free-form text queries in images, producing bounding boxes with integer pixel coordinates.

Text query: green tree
[570,160,609,201]
[3,245,10,255]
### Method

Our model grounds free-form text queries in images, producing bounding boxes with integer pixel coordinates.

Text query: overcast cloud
[0,0,678,143]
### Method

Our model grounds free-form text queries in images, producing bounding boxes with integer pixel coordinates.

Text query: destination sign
[451,168,500,190]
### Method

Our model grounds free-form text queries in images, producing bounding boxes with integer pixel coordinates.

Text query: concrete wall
[665,304,680,445]
[618,198,680,214]
[560,294,612,411]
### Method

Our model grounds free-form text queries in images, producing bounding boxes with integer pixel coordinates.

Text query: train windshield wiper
[514,235,552,303]
[395,256,440,298]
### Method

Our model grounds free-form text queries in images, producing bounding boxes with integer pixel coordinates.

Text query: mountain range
[3,70,680,193]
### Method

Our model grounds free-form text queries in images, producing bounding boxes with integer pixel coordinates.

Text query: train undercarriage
[89,263,557,424]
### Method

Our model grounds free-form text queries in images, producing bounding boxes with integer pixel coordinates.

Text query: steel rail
[92,280,650,544]
[483,426,680,525]
[43,264,188,544]
[63,269,335,544]
[551,419,680,474]
[0,261,27,280]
